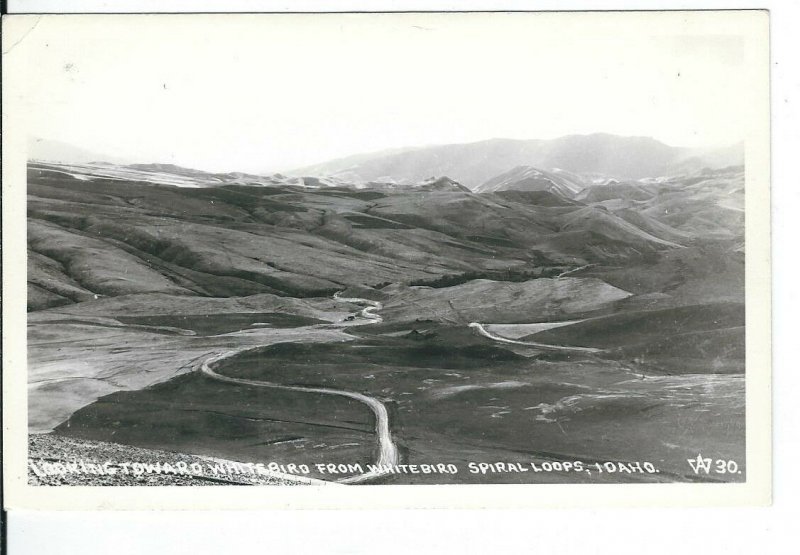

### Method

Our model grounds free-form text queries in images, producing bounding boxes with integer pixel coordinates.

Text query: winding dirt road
[197,289,601,484]
[332,291,383,323]
[468,322,603,353]
[198,292,399,484]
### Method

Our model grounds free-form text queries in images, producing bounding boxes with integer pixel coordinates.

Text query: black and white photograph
[2,10,771,510]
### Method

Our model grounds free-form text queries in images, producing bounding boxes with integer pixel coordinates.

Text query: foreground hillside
[27,162,746,484]
[28,434,326,486]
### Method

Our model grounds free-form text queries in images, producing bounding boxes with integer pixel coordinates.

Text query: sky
[7,12,759,173]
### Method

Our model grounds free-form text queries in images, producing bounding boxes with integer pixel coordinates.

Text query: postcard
[2,10,771,509]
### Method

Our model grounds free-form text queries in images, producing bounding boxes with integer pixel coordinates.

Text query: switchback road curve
[198,292,399,484]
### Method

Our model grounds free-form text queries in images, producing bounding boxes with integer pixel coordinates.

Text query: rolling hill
[473,166,585,197]
[27,162,743,312]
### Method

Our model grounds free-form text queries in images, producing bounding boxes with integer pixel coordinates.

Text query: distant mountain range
[27,137,132,166]
[29,133,744,193]
[290,134,743,189]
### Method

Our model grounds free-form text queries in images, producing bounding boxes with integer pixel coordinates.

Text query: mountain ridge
[289,134,743,189]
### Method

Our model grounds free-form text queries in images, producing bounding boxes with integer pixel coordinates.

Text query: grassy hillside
[30,164,733,311]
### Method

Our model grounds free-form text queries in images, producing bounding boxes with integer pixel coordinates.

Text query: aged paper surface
[2,11,770,509]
